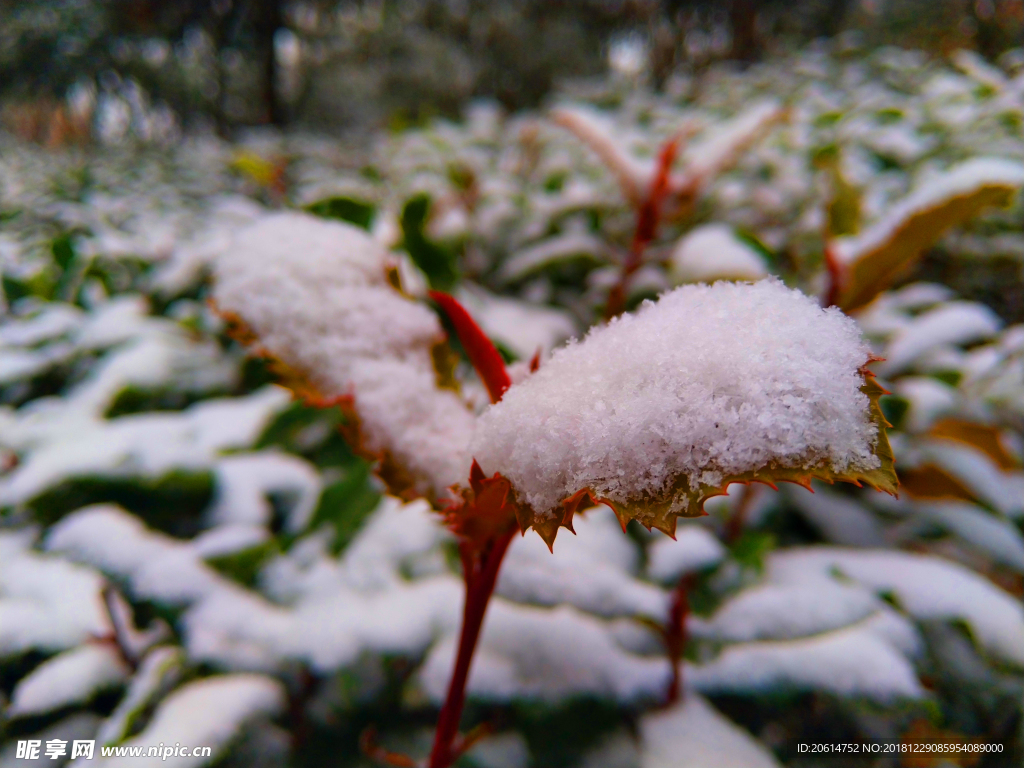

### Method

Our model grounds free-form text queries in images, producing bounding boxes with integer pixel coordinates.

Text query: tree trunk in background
[821,0,853,37]
[255,0,284,125]
[730,0,760,61]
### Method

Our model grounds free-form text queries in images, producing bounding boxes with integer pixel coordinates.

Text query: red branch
[428,528,516,768]
[662,574,692,706]
[430,291,511,404]
[822,241,844,309]
[606,136,681,320]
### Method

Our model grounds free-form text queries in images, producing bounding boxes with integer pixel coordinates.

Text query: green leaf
[400,194,459,292]
[27,470,215,536]
[205,539,280,587]
[304,196,376,231]
[309,462,382,554]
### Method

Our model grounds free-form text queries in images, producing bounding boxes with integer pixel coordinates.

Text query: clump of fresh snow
[668,224,769,285]
[472,279,880,519]
[213,211,474,497]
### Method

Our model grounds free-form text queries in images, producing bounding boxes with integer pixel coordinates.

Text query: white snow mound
[472,279,880,518]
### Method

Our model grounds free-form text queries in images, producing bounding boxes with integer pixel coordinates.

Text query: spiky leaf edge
[508,359,897,549]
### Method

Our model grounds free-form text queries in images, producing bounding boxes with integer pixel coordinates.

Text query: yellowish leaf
[834,161,1024,311]
[928,417,1019,471]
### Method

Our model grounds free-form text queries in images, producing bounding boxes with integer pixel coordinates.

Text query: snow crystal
[213,211,475,498]
[472,279,880,518]
[668,224,768,285]
[7,644,129,718]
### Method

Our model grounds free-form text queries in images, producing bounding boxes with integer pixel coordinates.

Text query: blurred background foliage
[2,0,1024,142]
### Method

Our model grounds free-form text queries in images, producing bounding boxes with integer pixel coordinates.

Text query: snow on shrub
[213,211,475,500]
[471,278,895,543]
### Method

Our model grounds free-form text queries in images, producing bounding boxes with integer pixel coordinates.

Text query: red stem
[724,484,757,545]
[421,293,518,766]
[663,574,692,706]
[823,241,843,309]
[606,136,681,320]
[429,290,511,404]
[429,529,516,768]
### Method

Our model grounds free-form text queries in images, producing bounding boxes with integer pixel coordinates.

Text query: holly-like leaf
[832,158,1024,311]
[516,363,897,549]
[470,280,899,549]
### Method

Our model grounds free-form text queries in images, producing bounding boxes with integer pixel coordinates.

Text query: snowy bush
[3,40,1024,768]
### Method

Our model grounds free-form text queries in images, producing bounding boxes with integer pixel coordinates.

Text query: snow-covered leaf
[639,694,781,768]
[7,644,129,718]
[88,674,285,768]
[667,224,769,285]
[767,547,1024,667]
[689,620,925,702]
[833,159,1024,311]
[96,646,185,747]
[472,279,896,546]
[419,601,668,704]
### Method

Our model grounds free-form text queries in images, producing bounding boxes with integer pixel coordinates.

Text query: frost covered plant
[213,213,895,766]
